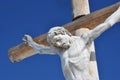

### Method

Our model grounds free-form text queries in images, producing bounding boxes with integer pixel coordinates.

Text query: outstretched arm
[84,7,120,41]
[23,35,60,55]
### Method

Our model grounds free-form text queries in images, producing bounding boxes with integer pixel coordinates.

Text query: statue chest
[60,37,90,68]
[68,38,86,58]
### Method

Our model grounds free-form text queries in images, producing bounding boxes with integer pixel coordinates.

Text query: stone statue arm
[23,34,60,55]
[85,7,120,41]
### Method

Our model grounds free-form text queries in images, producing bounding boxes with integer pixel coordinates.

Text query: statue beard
[55,42,70,49]
[51,38,71,49]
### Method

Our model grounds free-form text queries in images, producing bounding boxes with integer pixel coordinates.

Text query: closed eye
[54,32,57,35]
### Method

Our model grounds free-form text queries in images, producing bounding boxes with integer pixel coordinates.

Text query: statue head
[47,26,72,49]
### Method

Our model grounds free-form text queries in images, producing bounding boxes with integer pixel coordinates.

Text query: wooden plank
[71,0,99,80]
[71,0,90,19]
[8,2,120,62]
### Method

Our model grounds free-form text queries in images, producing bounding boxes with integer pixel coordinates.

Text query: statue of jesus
[23,7,120,80]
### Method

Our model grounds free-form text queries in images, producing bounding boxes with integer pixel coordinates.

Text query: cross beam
[8,2,120,62]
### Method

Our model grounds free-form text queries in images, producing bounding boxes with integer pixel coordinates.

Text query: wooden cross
[8,1,120,80]
[9,1,120,62]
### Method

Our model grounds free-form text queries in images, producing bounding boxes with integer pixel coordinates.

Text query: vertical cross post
[71,0,99,80]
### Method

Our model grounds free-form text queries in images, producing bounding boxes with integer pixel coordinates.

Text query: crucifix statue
[8,0,120,80]
[22,6,120,80]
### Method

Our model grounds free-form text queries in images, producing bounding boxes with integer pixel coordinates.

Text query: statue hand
[23,34,34,47]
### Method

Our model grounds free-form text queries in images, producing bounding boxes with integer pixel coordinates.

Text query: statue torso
[59,36,91,80]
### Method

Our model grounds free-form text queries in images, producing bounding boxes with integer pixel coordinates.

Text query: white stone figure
[23,7,120,80]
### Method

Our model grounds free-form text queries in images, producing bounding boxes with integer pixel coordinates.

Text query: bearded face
[47,27,72,49]
[52,34,71,49]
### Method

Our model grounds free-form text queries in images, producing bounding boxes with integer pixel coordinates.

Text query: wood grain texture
[8,2,120,62]
[71,0,90,19]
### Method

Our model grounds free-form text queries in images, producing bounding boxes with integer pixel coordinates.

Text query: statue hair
[47,26,72,47]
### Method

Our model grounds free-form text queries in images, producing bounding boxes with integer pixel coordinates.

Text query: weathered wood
[72,0,99,80]
[8,2,120,62]
[71,0,90,19]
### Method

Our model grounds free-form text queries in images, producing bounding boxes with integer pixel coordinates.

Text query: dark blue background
[0,0,120,80]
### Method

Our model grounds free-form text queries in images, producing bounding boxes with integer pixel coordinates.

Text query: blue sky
[0,0,120,80]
